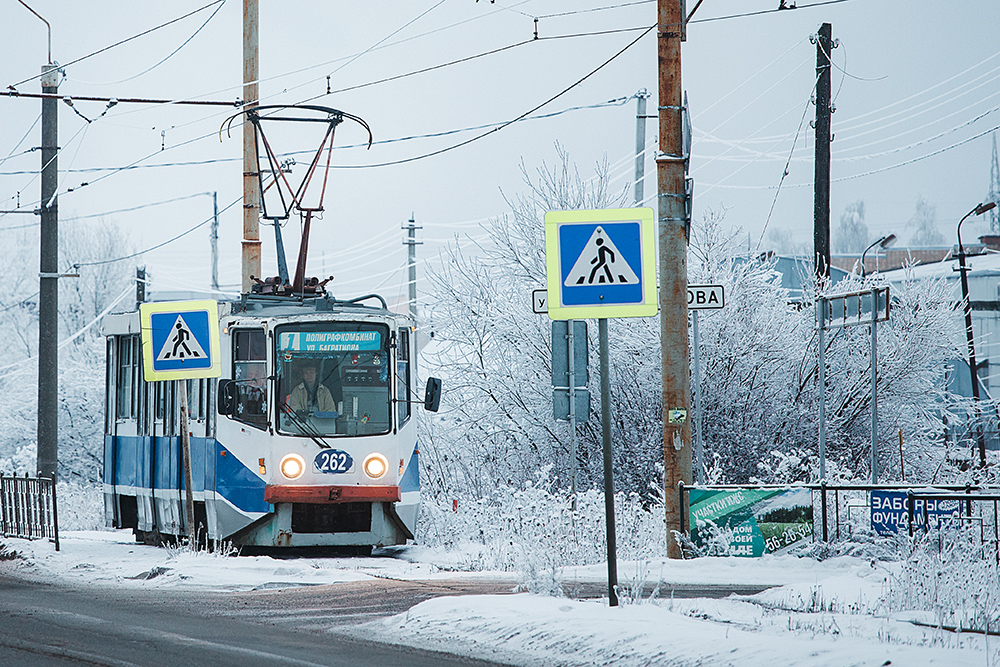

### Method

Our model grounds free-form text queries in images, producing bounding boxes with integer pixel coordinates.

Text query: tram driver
[288,361,337,414]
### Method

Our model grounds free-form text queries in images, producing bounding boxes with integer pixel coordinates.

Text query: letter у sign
[544,208,657,320]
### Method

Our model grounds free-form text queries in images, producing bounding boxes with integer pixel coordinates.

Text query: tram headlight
[279,453,305,480]
[363,453,388,479]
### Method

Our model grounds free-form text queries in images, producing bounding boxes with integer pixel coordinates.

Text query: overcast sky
[2,0,998,311]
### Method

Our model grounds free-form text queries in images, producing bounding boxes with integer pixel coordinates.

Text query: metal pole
[958,234,987,466]
[178,381,196,545]
[870,288,878,484]
[634,89,650,205]
[599,318,618,606]
[37,63,59,481]
[813,23,832,281]
[567,320,578,501]
[211,191,219,292]
[692,310,702,482]
[818,297,827,481]
[241,0,261,293]
[657,0,692,561]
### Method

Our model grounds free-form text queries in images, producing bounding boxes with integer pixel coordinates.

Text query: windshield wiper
[279,403,331,449]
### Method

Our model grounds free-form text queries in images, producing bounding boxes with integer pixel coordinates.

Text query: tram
[100,288,440,550]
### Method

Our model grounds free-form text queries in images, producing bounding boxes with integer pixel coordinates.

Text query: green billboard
[688,487,813,557]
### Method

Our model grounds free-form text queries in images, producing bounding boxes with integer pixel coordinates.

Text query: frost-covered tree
[907,196,946,247]
[691,213,963,483]
[421,149,967,504]
[0,218,134,482]
[834,200,869,253]
[420,146,666,498]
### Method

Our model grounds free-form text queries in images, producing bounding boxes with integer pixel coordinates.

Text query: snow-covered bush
[882,525,1000,634]
[416,470,666,575]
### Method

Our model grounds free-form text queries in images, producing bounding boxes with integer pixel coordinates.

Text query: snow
[2,530,992,666]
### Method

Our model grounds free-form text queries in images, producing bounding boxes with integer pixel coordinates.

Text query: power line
[7,0,227,89]
[67,1,227,86]
[324,25,656,169]
[688,0,857,25]
[73,195,241,267]
[0,97,631,177]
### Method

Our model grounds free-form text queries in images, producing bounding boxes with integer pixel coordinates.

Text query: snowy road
[0,574,510,667]
[1,531,994,666]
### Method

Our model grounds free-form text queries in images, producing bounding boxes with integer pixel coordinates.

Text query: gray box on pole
[554,388,591,422]
[551,320,588,388]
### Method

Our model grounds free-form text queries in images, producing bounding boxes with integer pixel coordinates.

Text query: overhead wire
[322,24,656,169]
[7,0,227,90]
[66,1,227,86]
[72,195,241,267]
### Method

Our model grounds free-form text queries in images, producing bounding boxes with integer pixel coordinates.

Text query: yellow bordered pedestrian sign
[139,300,221,381]
[544,207,657,319]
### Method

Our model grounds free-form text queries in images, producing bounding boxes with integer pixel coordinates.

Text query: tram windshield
[275,322,391,437]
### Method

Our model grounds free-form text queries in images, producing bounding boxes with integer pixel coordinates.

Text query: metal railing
[0,473,59,550]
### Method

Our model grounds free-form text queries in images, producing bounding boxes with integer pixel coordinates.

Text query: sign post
[687,285,725,481]
[545,207,656,606]
[139,300,222,544]
[815,287,889,483]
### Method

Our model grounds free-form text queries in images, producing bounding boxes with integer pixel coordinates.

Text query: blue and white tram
[101,292,438,549]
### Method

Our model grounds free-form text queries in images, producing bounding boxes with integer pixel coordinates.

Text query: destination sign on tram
[278,331,382,352]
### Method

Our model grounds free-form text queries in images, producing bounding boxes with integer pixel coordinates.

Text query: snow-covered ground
[0,530,992,666]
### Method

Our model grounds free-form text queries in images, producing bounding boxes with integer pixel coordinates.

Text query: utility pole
[211,191,219,292]
[37,60,60,481]
[241,0,261,292]
[657,0,691,560]
[402,215,422,319]
[813,23,833,281]
[634,89,650,205]
[989,133,999,233]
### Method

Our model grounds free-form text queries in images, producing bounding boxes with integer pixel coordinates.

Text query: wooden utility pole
[813,23,833,280]
[657,0,691,559]
[242,0,261,292]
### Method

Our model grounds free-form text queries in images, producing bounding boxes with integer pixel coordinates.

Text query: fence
[679,482,1000,560]
[0,473,59,551]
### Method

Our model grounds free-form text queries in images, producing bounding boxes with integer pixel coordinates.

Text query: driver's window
[233,329,267,429]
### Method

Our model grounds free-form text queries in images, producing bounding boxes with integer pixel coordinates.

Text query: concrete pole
[634,89,650,205]
[242,0,261,293]
[403,215,422,318]
[657,0,692,559]
[211,191,219,293]
[37,62,60,480]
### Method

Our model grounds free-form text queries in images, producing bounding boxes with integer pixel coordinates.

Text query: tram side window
[397,329,411,426]
[115,336,138,420]
[234,330,267,429]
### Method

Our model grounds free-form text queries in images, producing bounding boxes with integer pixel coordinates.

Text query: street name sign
[544,208,657,320]
[687,284,725,310]
[139,300,221,381]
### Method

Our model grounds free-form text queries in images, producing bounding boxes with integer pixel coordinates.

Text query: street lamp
[861,234,897,278]
[956,201,997,467]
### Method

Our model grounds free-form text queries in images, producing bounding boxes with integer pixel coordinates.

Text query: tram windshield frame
[274,321,392,438]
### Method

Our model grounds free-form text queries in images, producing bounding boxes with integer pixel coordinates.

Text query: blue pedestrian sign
[139,300,221,381]
[545,208,657,319]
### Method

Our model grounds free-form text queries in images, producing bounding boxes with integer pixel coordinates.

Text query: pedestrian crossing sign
[544,208,657,319]
[139,300,221,381]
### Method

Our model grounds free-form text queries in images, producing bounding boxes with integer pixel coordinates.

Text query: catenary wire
[66,0,227,86]
[7,1,226,89]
